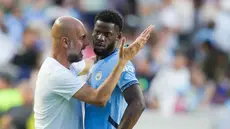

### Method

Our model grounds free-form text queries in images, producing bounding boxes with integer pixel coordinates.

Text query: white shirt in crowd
[34,57,86,129]
[148,66,190,116]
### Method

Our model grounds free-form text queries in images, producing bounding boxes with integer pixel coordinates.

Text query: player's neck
[96,49,117,62]
[52,50,70,69]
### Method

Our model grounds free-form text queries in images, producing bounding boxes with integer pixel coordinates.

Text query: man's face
[66,25,89,62]
[174,54,187,69]
[23,30,39,49]
[92,20,119,57]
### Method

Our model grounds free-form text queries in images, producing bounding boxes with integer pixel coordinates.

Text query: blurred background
[0,0,230,129]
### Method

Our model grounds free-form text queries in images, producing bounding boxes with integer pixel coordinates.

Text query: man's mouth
[79,51,83,58]
[81,46,86,51]
[95,45,105,49]
[94,43,105,49]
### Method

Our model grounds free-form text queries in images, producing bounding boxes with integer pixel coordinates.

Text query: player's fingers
[144,34,150,41]
[119,37,126,57]
[138,38,147,48]
[142,25,153,34]
[138,36,149,45]
[146,26,154,36]
[142,26,154,39]
[129,39,144,53]
[139,25,152,36]
[142,25,154,35]
[133,36,149,53]
[127,26,153,54]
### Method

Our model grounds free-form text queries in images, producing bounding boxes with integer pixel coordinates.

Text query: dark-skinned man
[83,10,151,129]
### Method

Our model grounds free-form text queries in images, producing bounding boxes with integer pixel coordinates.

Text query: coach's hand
[118,25,154,64]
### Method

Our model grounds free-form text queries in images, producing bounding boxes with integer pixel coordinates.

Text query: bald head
[51,16,89,64]
[52,16,85,39]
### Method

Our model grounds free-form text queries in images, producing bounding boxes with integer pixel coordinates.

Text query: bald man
[34,16,153,129]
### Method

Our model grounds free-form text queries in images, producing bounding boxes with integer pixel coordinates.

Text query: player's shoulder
[39,57,72,81]
[99,52,119,67]
[38,57,54,76]
[107,51,134,64]
[107,51,135,69]
[106,51,119,61]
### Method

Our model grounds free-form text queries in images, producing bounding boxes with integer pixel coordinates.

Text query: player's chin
[68,53,83,63]
[93,49,106,56]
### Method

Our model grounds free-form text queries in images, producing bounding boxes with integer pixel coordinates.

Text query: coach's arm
[117,84,145,129]
[73,60,126,107]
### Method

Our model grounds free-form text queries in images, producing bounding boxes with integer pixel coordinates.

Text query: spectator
[0,105,33,129]
[147,49,190,116]
[137,0,161,29]
[158,0,180,31]
[0,88,23,115]
[212,73,230,105]
[4,4,24,46]
[213,0,230,52]
[0,83,33,129]
[175,66,215,112]
[79,0,108,30]
[23,0,48,26]
[11,27,41,81]
[174,0,194,44]
[45,0,81,26]
[201,41,228,82]
[0,9,16,66]
[133,30,157,91]
[0,73,12,90]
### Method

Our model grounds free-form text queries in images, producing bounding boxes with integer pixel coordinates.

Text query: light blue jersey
[85,49,139,129]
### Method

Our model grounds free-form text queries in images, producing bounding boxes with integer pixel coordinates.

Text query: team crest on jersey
[95,71,102,81]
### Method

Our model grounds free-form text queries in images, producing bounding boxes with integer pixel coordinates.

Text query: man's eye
[81,35,86,39]
[104,32,111,37]
[104,33,109,37]
[95,31,100,34]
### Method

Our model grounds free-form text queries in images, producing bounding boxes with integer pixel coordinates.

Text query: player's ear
[117,32,122,40]
[61,37,69,48]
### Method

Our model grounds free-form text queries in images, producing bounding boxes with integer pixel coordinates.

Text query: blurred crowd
[0,0,230,129]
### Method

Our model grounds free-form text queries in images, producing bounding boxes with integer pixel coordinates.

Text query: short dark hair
[94,10,124,31]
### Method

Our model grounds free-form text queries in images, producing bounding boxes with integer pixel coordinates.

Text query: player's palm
[118,25,154,63]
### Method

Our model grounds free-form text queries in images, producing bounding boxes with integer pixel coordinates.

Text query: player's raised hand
[118,25,154,63]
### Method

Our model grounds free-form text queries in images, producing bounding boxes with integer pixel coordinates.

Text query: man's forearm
[118,101,145,129]
[95,61,126,105]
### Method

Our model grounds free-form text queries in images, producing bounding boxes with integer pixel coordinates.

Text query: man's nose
[84,38,89,46]
[97,34,105,41]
